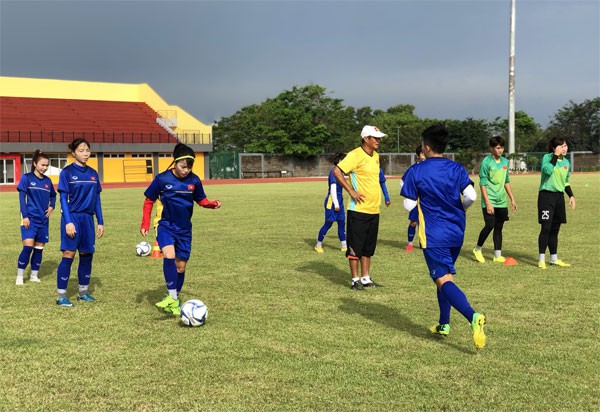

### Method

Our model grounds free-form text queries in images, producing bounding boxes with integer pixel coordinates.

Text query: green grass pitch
[0,173,598,411]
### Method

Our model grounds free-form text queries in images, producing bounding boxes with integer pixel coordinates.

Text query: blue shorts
[423,247,461,280]
[408,207,419,223]
[21,218,49,243]
[157,225,192,261]
[325,207,345,223]
[60,213,96,253]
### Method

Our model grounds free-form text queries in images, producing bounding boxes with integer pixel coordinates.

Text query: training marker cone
[150,241,163,259]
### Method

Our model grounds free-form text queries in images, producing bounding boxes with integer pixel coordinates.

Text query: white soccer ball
[180,299,208,327]
[135,241,151,257]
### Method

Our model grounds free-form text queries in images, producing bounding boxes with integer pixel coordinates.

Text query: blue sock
[440,281,476,323]
[318,221,333,242]
[437,288,451,325]
[18,246,34,269]
[163,258,178,292]
[337,221,346,242]
[57,257,74,290]
[30,247,44,272]
[177,271,185,293]
[407,225,416,243]
[78,254,93,286]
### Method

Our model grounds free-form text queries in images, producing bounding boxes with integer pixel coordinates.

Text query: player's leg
[430,287,451,335]
[492,208,509,263]
[407,221,417,252]
[473,209,493,262]
[360,214,381,287]
[155,227,180,312]
[171,232,192,315]
[30,221,49,282]
[346,211,364,290]
[76,215,97,302]
[537,191,557,269]
[337,215,347,251]
[16,237,34,285]
[548,223,569,266]
[57,214,78,306]
[315,220,333,252]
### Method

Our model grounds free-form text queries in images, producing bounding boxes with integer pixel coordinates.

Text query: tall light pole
[508,0,516,165]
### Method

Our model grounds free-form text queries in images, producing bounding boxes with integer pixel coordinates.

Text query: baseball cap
[361,125,387,139]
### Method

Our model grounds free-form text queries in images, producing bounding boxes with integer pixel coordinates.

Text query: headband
[175,155,195,161]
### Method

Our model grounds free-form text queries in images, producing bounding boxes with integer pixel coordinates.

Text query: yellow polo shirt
[337,147,381,214]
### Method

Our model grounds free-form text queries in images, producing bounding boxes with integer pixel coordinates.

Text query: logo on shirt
[45,184,49,188]
[503,166,508,170]
[563,166,568,170]
[188,184,195,190]
[91,176,96,181]
[165,184,173,189]
[31,182,37,186]
[72,176,78,180]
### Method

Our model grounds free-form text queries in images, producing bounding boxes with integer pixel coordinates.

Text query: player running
[16,150,56,285]
[472,136,517,263]
[401,124,486,349]
[140,143,221,316]
[56,139,104,307]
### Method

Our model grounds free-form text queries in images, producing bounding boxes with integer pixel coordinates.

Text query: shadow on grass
[338,297,473,354]
[302,237,347,253]
[38,259,58,281]
[377,237,406,250]
[458,247,539,266]
[135,285,167,306]
[298,260,349,288]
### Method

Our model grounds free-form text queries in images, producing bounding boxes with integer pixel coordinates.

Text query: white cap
[361,125,387,139]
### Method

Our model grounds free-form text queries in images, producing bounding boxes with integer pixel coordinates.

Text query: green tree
[489,110,542,152]
[544,98,600,153]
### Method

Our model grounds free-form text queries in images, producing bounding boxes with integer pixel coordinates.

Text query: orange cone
[150,241,163,259]
[503,256,518,266]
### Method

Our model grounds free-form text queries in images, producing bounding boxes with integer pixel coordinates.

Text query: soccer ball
[180,299,208,327]
[135,241,151,257]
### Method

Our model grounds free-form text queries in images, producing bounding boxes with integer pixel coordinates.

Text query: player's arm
[330,182,340,211]
[140,197,156,237]
[333,166,364,204]
[565,185,575,210]
[95,194,104,238]
[504,182,517,211]
[462,184,477,209]
[18,190,30,229]
[197,197,221,209]
[480,185,493,215]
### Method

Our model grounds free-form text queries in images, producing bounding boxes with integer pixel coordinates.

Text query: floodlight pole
[508,0,516,166]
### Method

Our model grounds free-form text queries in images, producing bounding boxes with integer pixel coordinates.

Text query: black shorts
[346,210,379,259]
[538,190,566,224]
[482,207,509,223]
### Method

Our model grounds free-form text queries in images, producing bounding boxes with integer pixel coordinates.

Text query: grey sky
[1,0,598,126]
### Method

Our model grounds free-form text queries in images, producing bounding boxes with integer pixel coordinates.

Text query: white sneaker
[30,276,41,282]
[16,277,24,285]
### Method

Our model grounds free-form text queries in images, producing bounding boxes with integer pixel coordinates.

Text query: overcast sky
[1,0,598,127]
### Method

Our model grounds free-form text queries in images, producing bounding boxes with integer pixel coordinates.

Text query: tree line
[213,85,599,162]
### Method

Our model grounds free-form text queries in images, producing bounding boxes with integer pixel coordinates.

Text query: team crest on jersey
[91,176,96,181]
[563,166,568,170]
[503,166,508,170]
[45,184,49,188]
[188,184,195,190]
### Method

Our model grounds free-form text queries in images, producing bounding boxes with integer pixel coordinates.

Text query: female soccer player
[56,138,104,307]
[140,143,221,316]
[537,137,576,269]
[16,150,56,285]
[472,136,517,263]
[315,153,347,253]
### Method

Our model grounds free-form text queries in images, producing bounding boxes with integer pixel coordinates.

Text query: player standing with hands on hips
[140,143,221,316]
[56,139,104,307]
[333,125,387,291]
[401,124,486,349]
[537,137,575,269]
[16,150,56,285]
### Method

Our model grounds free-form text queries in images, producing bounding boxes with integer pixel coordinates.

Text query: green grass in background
[0,174,598,411]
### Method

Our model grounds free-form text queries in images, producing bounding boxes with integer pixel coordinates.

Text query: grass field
[0,173,599,412]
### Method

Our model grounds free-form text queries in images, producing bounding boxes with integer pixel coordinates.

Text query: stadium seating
[0,97,177,143]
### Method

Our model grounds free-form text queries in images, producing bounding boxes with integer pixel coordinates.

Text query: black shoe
[350,281,364,291]
[362,279,383,288]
